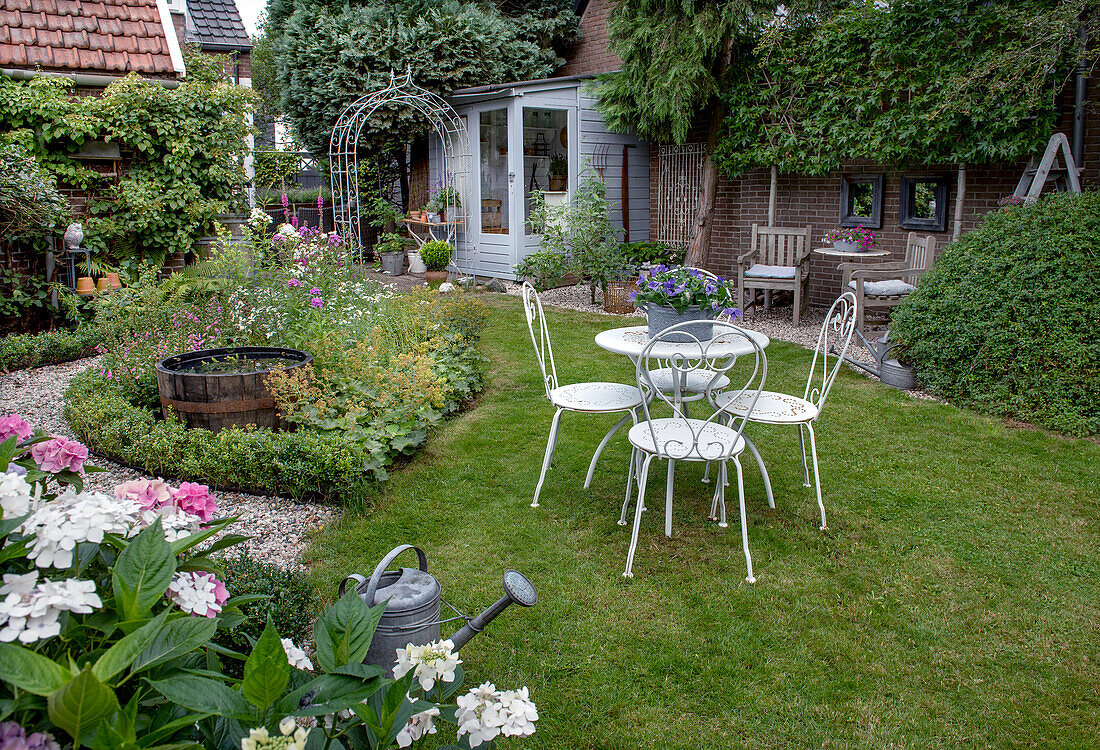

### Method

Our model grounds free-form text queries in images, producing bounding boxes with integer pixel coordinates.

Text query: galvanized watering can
[338,545,538,674]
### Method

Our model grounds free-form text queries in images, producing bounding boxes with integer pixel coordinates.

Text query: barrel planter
[154,347,311,433]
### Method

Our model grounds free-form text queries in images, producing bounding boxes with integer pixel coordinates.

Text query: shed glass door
[479,109,510,236]
[522,107,570,235]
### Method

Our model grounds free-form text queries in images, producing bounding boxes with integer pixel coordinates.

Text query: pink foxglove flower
[114,479,173,510]
[0,415,32,444]
[171,482,218,522]
[167,572,228,617]
[29,438,88,474]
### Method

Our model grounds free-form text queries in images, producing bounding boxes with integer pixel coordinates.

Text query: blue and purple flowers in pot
[630,265,741,318]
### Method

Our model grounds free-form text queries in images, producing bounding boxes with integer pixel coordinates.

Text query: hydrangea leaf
[47,667,120,748]
[241,618,291,710]
[312,594,384,673]
[112,518,176,621]
[0,642,69,696]
[130,615,218,674]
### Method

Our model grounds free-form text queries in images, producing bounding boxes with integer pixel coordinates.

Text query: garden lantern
[339,544,538,675]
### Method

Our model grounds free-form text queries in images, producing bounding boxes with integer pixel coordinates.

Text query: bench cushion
[744,264,797,280]
[848,279,916,297]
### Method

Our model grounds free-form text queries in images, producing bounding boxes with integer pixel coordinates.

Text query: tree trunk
[685,38,735,269]
[396,145,410,213]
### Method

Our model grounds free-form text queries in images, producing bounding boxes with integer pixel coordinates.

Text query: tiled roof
[0,0,183,78]
[186,0,250,50]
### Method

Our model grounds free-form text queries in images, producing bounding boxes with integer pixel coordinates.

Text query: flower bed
[0,418,537,749]
[63,218,487,501]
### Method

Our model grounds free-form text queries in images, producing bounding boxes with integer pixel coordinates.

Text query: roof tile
[71,15,96,31]
[0,10,20,26]
[102,50,127,72]
[56,0,81,13]
[52,46,78,68]
[24,44,53,66]
[62,30,88,48]
[10,27,36,45]
[46,13,73,30]
[36,28,62,46]
[0,27,8,44]
[97,17,122,35]
[31,0,58,13]
[0,45,20,66]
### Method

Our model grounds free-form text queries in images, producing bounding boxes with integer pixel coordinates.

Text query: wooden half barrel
[154,347,312,433]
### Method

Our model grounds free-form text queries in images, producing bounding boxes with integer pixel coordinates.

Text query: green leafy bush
[617,240,684,267]
[419,240,452,271]
[892,191,1100,436]
[213,554,316,676]
[0,327,99,371]
[514,250,571,290]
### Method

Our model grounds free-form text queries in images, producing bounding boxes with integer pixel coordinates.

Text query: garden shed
[437,76,650,279]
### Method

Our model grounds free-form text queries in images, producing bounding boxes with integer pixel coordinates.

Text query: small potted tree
[420,239,453,287]
[548,153,568,191]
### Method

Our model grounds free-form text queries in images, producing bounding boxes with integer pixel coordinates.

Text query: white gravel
[506,281,938,398]
[0,358,337,569]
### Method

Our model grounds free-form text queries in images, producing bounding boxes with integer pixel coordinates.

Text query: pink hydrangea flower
[0,415,33,444]
[167,572,229,617]
[171,482,218,522]
[29,438,88,474]
[114,479,173,510]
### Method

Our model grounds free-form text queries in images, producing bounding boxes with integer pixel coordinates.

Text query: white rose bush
[0,417,538,750]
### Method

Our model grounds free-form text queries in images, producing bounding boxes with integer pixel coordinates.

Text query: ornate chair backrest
[521,282,558,400]
[636,320,766,461]
[802,292,858,413]
[750,223,813,267]
[902,232,937,285]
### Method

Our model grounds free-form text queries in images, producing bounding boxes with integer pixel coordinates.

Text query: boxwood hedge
[892,190,1100,436]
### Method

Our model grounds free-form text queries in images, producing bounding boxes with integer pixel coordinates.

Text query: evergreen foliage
[717,0,1096,175]
[268,0,578,155]
[892,191,1100,437]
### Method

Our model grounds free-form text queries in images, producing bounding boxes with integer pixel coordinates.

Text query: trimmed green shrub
[892,191,1100,436]
[420,240,453,272]
[0,326,99,371]
[213,553,316,675]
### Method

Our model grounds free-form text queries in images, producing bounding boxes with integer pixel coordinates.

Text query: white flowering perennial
[395,708,439,748]
[281,638,314,671]
[20,491,138,569]
[240,720,309,750]
[0,470,35,519]
[0,572,102,644]
[454,682,539,748]
[393,638,462,691]
[137,506,202,543]
[167,572,227,618]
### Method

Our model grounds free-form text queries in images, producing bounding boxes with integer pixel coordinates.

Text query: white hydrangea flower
[498,686,538,738]
[167,572,226,618]
[392,639,461,691]
[0,574,102,644]
[396,707,440,748]
[137,506,202,542]
[21,491,138,569]
[240,720,309,750]
[455,682,506,748]
[0,470,35,519]
[281,638,314,670]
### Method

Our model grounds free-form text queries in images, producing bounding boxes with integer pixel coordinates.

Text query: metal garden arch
[329,69,472,271]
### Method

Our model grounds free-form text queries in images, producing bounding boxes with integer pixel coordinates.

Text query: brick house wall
[557,0,620,76]
[650,89,1097,308]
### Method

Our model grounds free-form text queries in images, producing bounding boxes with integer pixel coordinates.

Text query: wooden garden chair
[838,232,937,334]
[736,224,813,325]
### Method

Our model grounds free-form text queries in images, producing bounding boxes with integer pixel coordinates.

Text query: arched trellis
[329,69,472,272]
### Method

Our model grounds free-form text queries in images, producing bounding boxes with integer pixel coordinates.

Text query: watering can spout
[451,570,538,651]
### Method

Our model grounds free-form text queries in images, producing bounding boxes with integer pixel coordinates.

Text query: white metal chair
[522,283,644,508]
[713,292,857,531]
[621,320,766,582]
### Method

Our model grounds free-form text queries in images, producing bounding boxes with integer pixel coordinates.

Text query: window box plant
[823,226,875,253]
[632,264,740,340]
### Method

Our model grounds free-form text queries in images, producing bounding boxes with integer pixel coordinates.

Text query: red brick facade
[557,0,620,76]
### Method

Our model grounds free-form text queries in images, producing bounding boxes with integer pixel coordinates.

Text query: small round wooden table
[812,247,890,261]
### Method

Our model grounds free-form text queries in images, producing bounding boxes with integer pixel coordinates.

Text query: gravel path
[0,359,337,569]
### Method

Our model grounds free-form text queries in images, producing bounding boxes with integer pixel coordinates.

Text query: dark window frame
[898,175,949,231]
[839,174,884,229]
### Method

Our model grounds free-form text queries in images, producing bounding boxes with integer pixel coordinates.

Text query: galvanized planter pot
[643,303,715,341]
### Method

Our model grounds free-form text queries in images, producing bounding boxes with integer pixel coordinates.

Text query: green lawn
[306,295,1100,749]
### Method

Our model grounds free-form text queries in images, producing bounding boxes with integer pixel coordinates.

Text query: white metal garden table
[594,325,777,508]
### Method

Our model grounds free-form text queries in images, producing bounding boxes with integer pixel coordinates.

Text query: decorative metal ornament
[533,132,549,156]
[329,69,472,273]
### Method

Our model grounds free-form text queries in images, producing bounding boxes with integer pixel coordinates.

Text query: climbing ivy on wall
[0,51,257,265]
[715,0,1095,176]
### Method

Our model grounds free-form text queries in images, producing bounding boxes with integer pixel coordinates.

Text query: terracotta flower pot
[425,270,449,288]
[106,272,122,290]
[95,277,111,292]
[75,277,95,295]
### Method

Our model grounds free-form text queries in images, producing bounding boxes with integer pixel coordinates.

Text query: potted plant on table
[420,239,453,287]
[426,185,462,222]
[823,226,875,253]
[548,153,568,191]
[632,264,740,341]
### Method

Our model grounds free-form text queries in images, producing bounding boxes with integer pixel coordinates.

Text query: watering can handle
[337,573,367,599]
[361,545,429,606]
